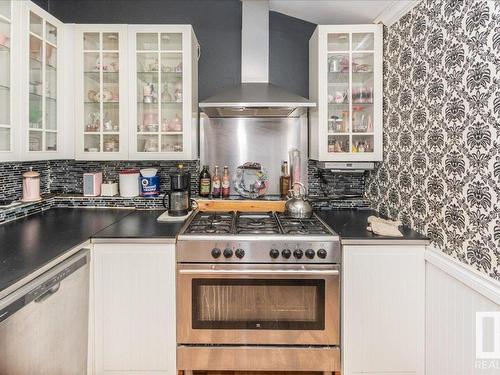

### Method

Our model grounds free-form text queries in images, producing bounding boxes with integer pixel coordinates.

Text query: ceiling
[269,0,416,25]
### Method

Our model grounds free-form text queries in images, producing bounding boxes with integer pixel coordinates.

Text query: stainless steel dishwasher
[0,249,90,375]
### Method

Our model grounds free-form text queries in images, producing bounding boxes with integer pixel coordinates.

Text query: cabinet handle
[197,45,201,61]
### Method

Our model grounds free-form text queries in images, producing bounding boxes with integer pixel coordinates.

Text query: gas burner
[278,215,332,235]
[185,211,234,234]
[236,212,280,234]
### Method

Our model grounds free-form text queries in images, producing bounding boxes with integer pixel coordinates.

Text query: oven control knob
[293,249,304,259]
[235,248,245,259]
[317,249,327,259]
[281,249,292,259]
[270,249,280,259]
[305,249,315,259]
[223,248,233,258]
[211,248,221,258]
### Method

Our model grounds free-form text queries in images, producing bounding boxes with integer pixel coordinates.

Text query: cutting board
[195,199,286,212]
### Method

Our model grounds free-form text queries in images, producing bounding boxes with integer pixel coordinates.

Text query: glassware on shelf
[135,32,184,153]
[328,135,349,153]
[142,82,157,103]
[103,134,119,152]
[161,112,182,132]
[161,134,183,152]
[352,105,374,133]
[82,32,121,154]
[328,54,349,73]
[352,135,374,153]
[162,80,182,103]
[27,12,58,152]
[352,87,373,104]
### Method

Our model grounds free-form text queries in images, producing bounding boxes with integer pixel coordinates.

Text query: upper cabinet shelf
[128,25,199,160]
[74,24,199,160]
[74,25,128,160]
[0,0,13,156]
[309,25,383,162]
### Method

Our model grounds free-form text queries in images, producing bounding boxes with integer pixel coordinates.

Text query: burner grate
[185,212,234,234]
[278,215,331,235]
[235,212,280,234]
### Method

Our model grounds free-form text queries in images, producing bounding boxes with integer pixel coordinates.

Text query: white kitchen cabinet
[128,25,198,160]
[309,25,383,162]
[91,243,176,375]
[21,1,68,159]
[74,25,128,160]
[0,0,15,159]
[342,244,425,375]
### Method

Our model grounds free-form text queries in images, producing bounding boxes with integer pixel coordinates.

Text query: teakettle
[284,182,313,219]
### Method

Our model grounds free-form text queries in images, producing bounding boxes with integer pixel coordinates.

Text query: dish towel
[366,215,403,237]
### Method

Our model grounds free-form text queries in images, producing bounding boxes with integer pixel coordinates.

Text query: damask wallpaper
[366,0,500,279]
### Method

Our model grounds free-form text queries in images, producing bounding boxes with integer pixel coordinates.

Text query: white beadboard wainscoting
[425,248,500,375]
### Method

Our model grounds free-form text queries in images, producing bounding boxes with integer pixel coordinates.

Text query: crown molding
[374,0,422,26]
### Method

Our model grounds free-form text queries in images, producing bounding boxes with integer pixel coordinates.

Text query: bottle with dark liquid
[212,166,221,198]
[199,165,211,197]
[279,161,291,198]
[221,166,230,198]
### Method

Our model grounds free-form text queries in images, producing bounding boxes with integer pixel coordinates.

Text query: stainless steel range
[176,211,341,373]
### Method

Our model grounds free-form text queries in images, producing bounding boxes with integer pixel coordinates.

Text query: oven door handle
[178,268,339,276]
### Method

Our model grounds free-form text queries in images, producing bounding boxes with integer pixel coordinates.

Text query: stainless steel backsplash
[200,114,308,196]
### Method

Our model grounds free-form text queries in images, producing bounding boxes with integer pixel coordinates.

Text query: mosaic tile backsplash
[0,159,369,219]
[0,160,199,202]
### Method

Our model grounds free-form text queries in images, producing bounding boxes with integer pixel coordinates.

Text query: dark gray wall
[31,0,49,11]
[46,0,315,100]
[269,11,316,98]
[48,0,241,101]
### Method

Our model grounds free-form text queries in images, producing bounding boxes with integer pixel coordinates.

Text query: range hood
[199,0,316,118]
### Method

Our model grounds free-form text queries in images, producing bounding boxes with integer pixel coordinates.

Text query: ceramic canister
[22,169,41,202]
[119,169,140,197]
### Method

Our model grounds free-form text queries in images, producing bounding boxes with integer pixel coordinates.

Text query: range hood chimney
[199,0,316,118]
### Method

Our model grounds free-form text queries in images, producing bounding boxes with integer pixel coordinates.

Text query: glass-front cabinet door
[75,26,128,160]
[0,0,12,155]
[129,25,198,160]
[24,4,63,157]
[309,25,382,162]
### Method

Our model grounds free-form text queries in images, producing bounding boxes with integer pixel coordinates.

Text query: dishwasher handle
[34,282,61,303]
[0,249,89,323]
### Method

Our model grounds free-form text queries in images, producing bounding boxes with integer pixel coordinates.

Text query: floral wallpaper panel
[366,0,500,279]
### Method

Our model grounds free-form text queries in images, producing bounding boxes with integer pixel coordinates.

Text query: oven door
[177,263,339,346]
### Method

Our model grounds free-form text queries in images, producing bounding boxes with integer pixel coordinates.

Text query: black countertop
[316,208,429,244]
[92,210,186,239]
[0,208,132,296]
[0,206,427,298]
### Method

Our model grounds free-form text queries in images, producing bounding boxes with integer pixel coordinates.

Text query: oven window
[192,279,325,330]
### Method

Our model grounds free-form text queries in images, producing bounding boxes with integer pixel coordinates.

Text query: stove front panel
[176,238,340,263]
